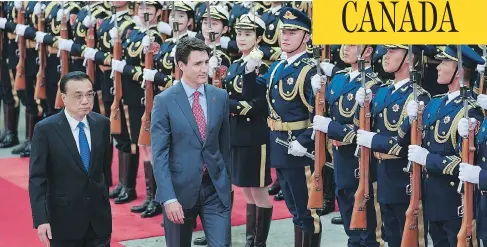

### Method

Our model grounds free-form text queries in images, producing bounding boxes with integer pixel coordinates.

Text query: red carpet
[0,149,292,247]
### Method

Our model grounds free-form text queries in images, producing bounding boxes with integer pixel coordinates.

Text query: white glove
[111,59,126,73]
[319,62,335,77]
[35,31,47,44]
[477,57,486,74]
[33,3,42,16]
[245,57,261,73]
[408,145,429,166]
[477,94,487,110]
[355,87,372,106]
[0,18,6,29]
[209,56,219,70]
[14,1,22,10]
[109,27,118,39]
[356,130,376,148]
[280,51,287,60]
[143,69,157,81]
[58,38,74,52]
[170,45,177,58]
[406,100,420,119]
[220,36,231,49]
[14,24,27,36]
[312,115,332,134]
[311,74,323,95]
[157,21,172,36]
[288,140,307,157]
[83,47,98,61]
[458,163,481,184]
[56,9,69,22]
[142,35,150,48]
[457,118,477,137]
[83,15,96,28]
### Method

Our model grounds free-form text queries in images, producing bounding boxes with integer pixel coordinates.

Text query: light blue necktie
[78,122,90,171]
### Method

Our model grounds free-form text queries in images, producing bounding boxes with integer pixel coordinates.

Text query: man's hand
[355,87,371,106]
[312,115,331,134]
[37,223,52,246]
[164,201,184,224]
[459,163,482,184]
[288,140,307,157]
[356,129,376,148]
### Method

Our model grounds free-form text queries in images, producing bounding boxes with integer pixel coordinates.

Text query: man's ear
[178,60,186,71]
[222,26,229,35]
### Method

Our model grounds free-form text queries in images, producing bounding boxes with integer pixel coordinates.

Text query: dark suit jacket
[28,110,112,240]
[151,82,232,209]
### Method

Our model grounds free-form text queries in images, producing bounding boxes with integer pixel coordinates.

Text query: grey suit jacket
[151,82,232,209]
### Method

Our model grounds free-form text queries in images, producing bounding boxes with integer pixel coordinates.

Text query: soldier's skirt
[231,144,272,188]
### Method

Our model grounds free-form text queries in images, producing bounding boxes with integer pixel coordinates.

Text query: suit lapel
[173,83,203,144]
[204,84,215,146]
[54,110,88,175]
[87,113,98,174]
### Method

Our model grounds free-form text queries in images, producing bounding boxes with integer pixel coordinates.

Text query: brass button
[483,157,486,162]
[229,92,232,95]
[450,182,455,187]
[333,117,336,120]
[379,113,383,117]
[335,102,338,105]
[377,129,381,133]
[246,118,250,122]
[426,174,429,178]
[427,142,430,146]
[274,85,278,89]
[430,126,434,130]
[272,99,275,103]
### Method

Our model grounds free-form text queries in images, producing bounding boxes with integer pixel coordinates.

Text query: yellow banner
[312,0,487,44]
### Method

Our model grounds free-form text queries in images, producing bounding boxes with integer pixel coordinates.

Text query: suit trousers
[163,175,231,247]
[380,203,409,247]
[50,223,110,247]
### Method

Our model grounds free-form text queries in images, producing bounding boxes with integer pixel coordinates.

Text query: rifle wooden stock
[109,37,123,134]
[401,105,424,247]
[457,123,475,247]
[14,6,26,91]
[350,100,371,230]
[308,45,330,209]
[212,66,227,88]
[54,13,69,109]
[35,10,47,100]
[138,41,154,146]
[85,22,103,115]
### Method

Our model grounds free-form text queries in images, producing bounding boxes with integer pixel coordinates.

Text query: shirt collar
[349,66,371,82]
[285,51,306,67]
[64,109,89,132]
[181,79,205,99]
[447,90,460,104]
[270,5,282,14]
[393,78,410,91]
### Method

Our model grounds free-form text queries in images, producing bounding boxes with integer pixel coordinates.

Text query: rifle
[457,45,475,247]
[54,3,69,109]
[401,46,424,247]
[14,3,26,91]
[84,7,103,115]
[206,2,226,88]
[308,45,330,209]
[350,45,371,230]
[34,4,47,100]
[171,2,182,80]
[109,4,123,134]
[138,2,154,146]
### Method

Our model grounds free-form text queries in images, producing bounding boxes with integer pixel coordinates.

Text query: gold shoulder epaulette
[433,93,447,98]
[335,67,351,74]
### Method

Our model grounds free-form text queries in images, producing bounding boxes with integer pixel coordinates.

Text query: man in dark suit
[151,37,232,247]
[29,71,112,247]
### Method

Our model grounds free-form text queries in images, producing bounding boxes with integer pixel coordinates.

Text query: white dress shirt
[285,51,306,68]
[349,66,371,82]
[392,78,410,93]
[446,90,460,105]
[64,110,91,153]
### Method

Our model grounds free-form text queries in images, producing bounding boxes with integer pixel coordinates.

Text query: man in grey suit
[151,37,232,247]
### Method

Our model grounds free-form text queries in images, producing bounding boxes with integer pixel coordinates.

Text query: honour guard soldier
[221,13,273,247]
[109,1,166,205]
[80,2,135,203]
[405,45,484,246]
[312,44,385,247]
[243,7,321,246]
[354,45,433,247]
[0,2,21,149]
[259,2,284,65]
[143,1,196,90]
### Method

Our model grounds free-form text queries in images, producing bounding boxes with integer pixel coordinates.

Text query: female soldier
[221,13,272,247]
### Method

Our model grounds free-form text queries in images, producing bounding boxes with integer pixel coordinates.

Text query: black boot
[331,216,343,225]
[109,151,129,198]
[131,161,153,213]
[294,225,303,247]
[140,161,162,218]
[0,105,19,148]
[317,166,335,216]
[254,207,273,247]
[268,177,280,195]
[274,190,284,201]
[302,228,322,247]
[245,204,257,247]
[20,114,39,158]
[11,110,28,154]
[0,104,7,143]
[115,151,139,204]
